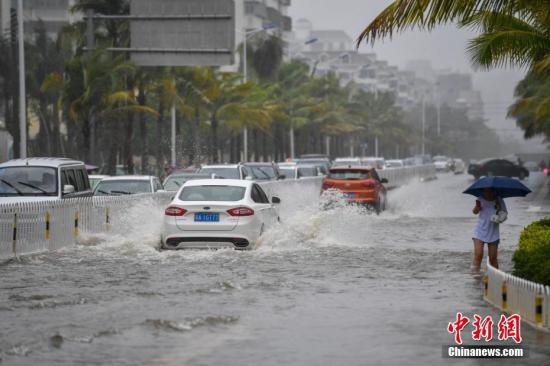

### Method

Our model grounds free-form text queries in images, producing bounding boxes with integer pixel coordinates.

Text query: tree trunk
[262,130,268,162]
[229,134,235,163]
[156,94,165,176]
[124,110,135,174]
[193,106,201,166]
[252,129,258,161]
[211,113,219,163]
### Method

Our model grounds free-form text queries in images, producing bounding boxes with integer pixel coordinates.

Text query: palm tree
[356,0,550,70]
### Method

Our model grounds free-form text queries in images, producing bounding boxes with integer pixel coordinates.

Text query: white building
[0,0,9,36]
[0,0,81,39]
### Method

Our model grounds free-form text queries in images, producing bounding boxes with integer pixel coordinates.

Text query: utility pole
[171,84,176,167]
[242,34,248,162]
[421,96,426,156]
[437,102,441,136]
[17,0,26,158]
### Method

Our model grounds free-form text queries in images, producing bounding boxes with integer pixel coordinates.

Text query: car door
[257,184,277,226]
[251,184,273,229]
[503,161,518,177]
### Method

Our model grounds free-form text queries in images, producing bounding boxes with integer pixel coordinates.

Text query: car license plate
[194,213,220,222]
[344,192,356,198]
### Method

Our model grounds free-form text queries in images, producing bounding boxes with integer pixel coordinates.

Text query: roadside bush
[512,218,550,286]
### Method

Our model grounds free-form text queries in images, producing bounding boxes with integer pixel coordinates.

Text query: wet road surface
[1,173,550,365]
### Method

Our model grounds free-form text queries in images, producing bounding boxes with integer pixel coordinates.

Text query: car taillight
[322,180,332,190]
[227,207,254,216]
[362,179,376,188]
[165,206,187,216]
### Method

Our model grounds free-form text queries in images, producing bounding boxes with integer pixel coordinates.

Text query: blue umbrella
[463,176,531,198]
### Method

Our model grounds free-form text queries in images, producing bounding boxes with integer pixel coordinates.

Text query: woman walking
[471,188,507,272]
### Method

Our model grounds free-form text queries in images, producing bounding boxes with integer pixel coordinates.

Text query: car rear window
[179,186,246,201]
[95,180,151,195]
[199,168,240,179]
[298,167,317,177]
[329,169,371,180]
[249,166,276,180]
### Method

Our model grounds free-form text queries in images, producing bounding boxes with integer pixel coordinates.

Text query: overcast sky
[288,0,543,151]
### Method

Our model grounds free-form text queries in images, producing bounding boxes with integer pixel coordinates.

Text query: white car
[278,163,321,179]
[452,159,466,174]
[0,157,93,203]
[385,159,404,168]
[332,157,361,167]
[361,157,385,170]
[433,155,450,172]
[161,179,280,250]
[93,175,163,196]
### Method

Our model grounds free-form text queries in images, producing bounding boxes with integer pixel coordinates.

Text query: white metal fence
[0,165,435,259]
[485,263,550,331]
[0,193,174,260]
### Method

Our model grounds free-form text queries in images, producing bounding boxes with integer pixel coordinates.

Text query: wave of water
[75,173,546,258]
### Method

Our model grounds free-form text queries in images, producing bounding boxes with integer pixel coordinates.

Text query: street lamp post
[17,0,27,158]
[421,95,426,156]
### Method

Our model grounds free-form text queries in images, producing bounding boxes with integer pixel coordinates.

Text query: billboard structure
[86,0,235,166]
[129,0,235,66]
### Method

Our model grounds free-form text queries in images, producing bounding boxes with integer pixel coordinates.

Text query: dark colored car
[242,162,285,181]
[468,159,529,180]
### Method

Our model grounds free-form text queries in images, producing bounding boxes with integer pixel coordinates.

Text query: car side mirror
[63,184,75,195]
[272,196,281,204]
[380,178,388,184]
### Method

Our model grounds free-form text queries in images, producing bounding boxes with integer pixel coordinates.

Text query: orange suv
[321,167,388,212]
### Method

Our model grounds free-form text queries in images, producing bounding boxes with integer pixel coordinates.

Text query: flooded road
[1,173,550,365]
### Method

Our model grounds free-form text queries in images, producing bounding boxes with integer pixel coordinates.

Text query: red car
[322,167,388,212]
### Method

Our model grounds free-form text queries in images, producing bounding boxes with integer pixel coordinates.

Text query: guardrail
[484,263,550,331]
[379,164,437,189]
[0,193,174,260]
[0,166,433,260]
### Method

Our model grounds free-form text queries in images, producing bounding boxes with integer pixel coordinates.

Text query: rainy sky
[289,0,542,152]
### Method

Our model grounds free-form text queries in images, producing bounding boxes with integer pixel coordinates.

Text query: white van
[0,158,93,203]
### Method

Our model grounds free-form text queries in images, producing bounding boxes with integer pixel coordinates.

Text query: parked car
[278,163,321,179]
[89,174,109,190]
[332,157,362,167]
[433,156,451,172]
[242,162,284,181]
[468,158,529,180]
[161,179,280,250]
[297,154,331,174]
[321,166,388,213]
[0,158,92,203]
[163,173,211,192]
[451,159,466,174]
[93,175,164,196]
[198,164,246,180]
[360,157,385,170]
[385,159,404,168]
